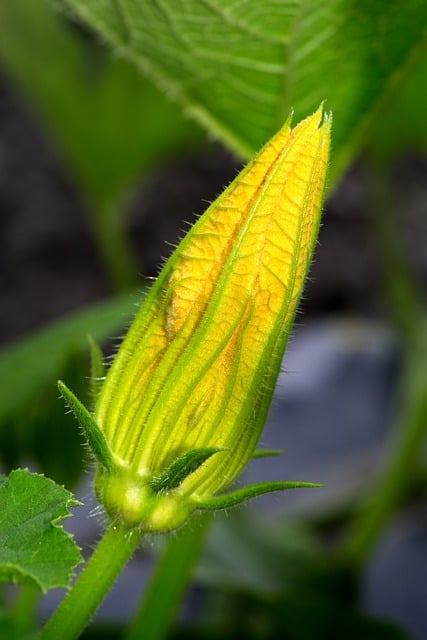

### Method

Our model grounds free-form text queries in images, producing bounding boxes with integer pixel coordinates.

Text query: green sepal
[196,481,323,511]
[150,447,225,494]
[252,448,285,459]
[87,334,105,404]
[57,380,114,470]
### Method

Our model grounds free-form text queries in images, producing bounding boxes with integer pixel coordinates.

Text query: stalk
[91,199,139,292]
[341,158,427,565]
[40,522,142,640]
[12,585,39,629]
[365,157,424,345]
[125,513,212,640]
[342,334,427,565]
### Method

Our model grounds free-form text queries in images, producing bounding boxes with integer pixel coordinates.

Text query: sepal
[87,334,105,404]
[57,380,114,470]
[196,481,322,510]
[150,447,225,494]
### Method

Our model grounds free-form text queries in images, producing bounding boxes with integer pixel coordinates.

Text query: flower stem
[12,585,39,629]
[341,158,427,566]
[40,522,142,640]
[364,157,424,345]
[342,333,427,566]
[91,199,139,292]
[125,513,212,640]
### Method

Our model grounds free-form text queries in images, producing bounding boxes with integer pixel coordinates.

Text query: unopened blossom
[60,107,331,532]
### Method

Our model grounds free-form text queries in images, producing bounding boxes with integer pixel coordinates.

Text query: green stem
[125,513,212,640]
[341,159,427,565]
[365,157,424,345]
[12,585,39,628]
[342,335,427,566]
[91,198,139,292]
[40,522,142,640]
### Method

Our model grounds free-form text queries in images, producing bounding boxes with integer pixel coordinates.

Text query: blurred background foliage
[0,0,426,638]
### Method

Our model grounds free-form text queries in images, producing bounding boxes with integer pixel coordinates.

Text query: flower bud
[60,107,331,532]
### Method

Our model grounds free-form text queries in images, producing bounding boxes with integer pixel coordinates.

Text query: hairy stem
[125,513,212,640]
[40,522,142,640]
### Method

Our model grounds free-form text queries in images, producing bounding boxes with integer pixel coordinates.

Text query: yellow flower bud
[60,107,331,532]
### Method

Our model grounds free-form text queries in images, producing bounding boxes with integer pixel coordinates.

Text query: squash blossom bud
[60,107,331,532]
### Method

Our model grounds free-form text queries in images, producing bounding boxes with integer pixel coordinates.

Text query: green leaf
[197,481,322,510]
[60,0,427,182]
[369,51,427,158]
[0,0,201,207]
[199,509,319,594]
[0,350,91,486]
[0,469,82,593]
[0,290,140,425]
[57,381,115,470]
[151,447,225,494]
[27,351,88,487]
[199,512,411,639]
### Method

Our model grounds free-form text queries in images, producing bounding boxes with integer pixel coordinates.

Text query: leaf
[0,349,90,487]
[25,350,88,486]
[0,290,140,424]
[60,0,427,183]
[199,511,411,639]
[0,469,82,592]
[0,0,201,206]
[369,51,427,158]
[199,509,319,594]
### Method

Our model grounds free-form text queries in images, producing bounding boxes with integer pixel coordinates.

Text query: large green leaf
[0,469,82,592]
[61,0,427,182]
[0,291,141,424]
[0,0,201,207]
[370,51,427,158]
[0,350,88,486]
